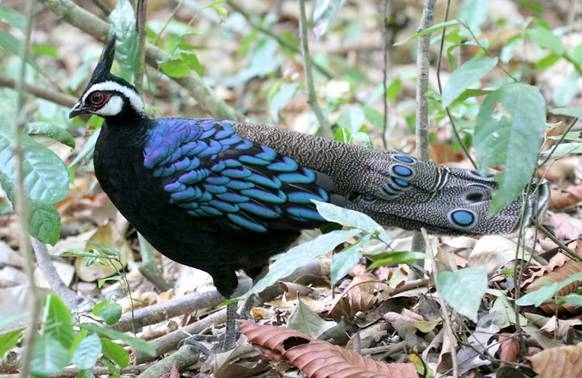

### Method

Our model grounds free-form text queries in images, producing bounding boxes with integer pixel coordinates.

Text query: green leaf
[363,105,384,129]
[159,58,191,78]
[527,27,565,56]
[102,357,122,377]
[81,323,156,357]
[516,272,582,306]
[26,122,75,148]
[337,106,365,133]
[205,0,228,20]
[535,53,561,70]
[458,0,487,35]
[248,229,361,296]
[547,143,582,156]
[0,328,23,359]
[109,0,138,80]
[288,299,337,338]
[29,203,61,244]
[367,251,426,269]
[395,20,460,46]
[31,335,71,376]
[93,301,122,325]
[180,51,204,76]
[562,293,582,307]
[43,294,74,349]
[0,313,26,332]
[0,127,69,205]
[31,44,59,58]
[442,57,498,107]
[437,268,488,322]
[77,369,95,378]
[550,106,582,118]
[268,82,299,122]
[491,294,527,328]
[553,69,578,107]
[313,201,391,244]
[70,126,100,167]
[313,0,346,38]
[0,5,26,31]
[474,83,546,212]
[0,30,42,71]
[330,238,366,286]
[101,337,130,368]
[72,334,102,370]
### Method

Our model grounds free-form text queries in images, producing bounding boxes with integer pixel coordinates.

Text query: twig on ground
[137,233,172,292]
[114,289,225,332]
[137,344,200,378]
[31,238,91,310]
[134,308,227,363]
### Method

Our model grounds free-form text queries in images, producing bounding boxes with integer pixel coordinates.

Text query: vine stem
[411,0,436,254]
[14,1,44,377]
[297,0,332,138]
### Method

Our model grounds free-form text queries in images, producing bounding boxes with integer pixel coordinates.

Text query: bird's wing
[142,118,334,233]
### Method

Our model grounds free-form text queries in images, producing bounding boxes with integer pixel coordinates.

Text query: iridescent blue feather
[143,118,330,232]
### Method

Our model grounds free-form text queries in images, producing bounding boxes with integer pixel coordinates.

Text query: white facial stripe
[96,95,124,116]
[82,80,145,113]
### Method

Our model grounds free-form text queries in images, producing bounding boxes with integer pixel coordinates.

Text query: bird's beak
[69,101,85,119]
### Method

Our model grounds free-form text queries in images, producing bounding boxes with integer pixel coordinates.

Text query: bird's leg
[221,302,239,351]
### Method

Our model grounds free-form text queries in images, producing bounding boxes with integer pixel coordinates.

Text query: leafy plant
[0,294,154,377]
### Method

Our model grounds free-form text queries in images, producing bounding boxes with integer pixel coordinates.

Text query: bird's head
[69,37,145,120]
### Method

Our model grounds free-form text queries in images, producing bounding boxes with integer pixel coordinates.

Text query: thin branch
[381,0,390,149]
[133,308,227,363]
[134,0,147,91]
[0,76,77,107]
[297,0,332,138]
[114,289,225,332]
[138,344,200,378]
[15,2,42,377]
[412,0,437,253]
[415,0,435,161]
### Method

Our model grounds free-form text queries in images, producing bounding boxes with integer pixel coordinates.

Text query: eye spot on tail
[393,154,415,164]
[392,164,413,177]
[449,209,477,228]
[464,184,490,203]
[469,170,494,179]
[465,192,484,202]
[362,193,375,202]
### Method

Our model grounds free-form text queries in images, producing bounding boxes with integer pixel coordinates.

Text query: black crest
[89,36,116,84]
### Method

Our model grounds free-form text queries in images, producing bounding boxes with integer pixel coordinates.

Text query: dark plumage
[70,38,548,298]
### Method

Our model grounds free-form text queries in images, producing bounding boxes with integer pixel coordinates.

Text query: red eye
[87,91,110,107]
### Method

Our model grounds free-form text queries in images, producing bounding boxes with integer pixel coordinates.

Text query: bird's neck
[102,113,153,148]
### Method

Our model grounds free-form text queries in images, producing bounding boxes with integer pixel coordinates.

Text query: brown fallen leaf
[524,239,582,315]
[239,320,418,378]
[326,273,392,320]
[528,345,582,378]
[497,333,520,365]
[548,185,582,210]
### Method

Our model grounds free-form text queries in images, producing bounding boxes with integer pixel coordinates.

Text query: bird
[69,37,548,309]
